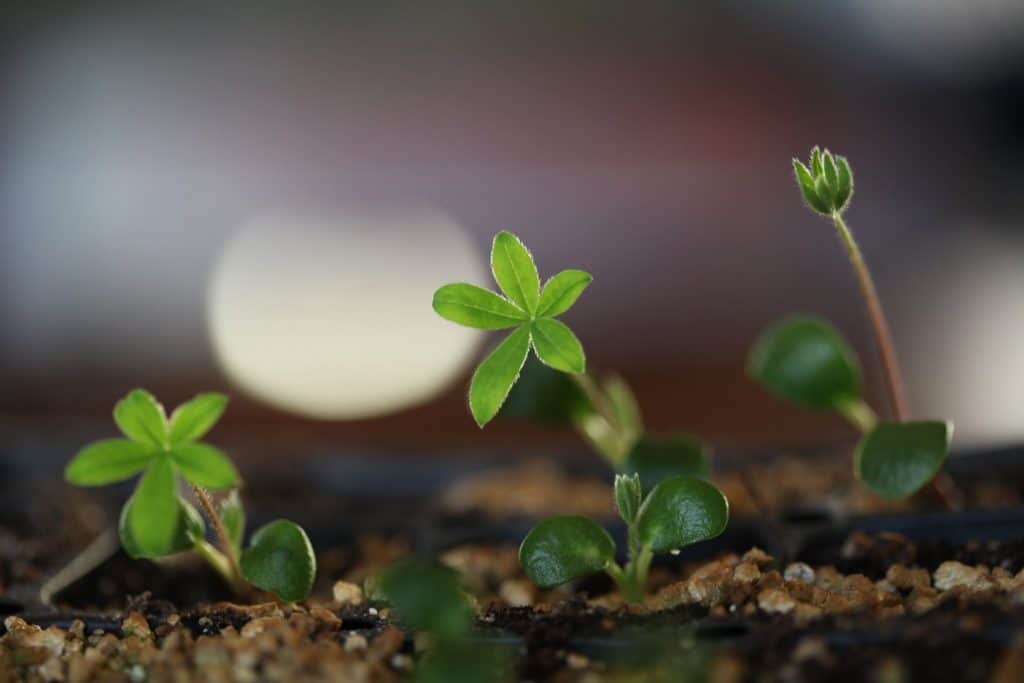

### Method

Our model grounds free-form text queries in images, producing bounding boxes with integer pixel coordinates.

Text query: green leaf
[498,355,587,424]
[469,325,532,427]
[537,269,592,318]
[835,155,854,210]
[747,315,862,410]
[122,457,181,557]
[170,443,240,490]
[822,150,839,193]
[220,490,245,554]
[530,319,585,374]
[433,283,528,329]
[415,639,512,683]
[168,393,228,444]
[623,435,710,494]
[65,439,155,486]
[519,516,616,589]
[614,474,643,524]
[855,421,951,500]
[240,519,316,602]
[376,557,473,639]
[814,173,834,212]
[635,476,729,554]
[491,231,540,315]
[793,159,830,215]
[810,146,823,176]
[605,374,644,436]
[114,389,168,447]
[120,495,204,558]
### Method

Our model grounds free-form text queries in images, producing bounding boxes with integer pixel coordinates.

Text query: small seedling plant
[65,390,316,601]
[433,231,710,490]
[519,474,728,602]
[748,148,959,505]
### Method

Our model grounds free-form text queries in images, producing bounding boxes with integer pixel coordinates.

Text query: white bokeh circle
[207,207,483,419]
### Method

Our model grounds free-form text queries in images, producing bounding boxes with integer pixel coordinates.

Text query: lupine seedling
[434,232,710,492]
[748,148,960,505]
[519,474,728,602]
[65,389,316,601]
[376,557,511,683]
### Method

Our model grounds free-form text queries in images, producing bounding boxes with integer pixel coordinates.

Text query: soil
[3,452,1024,682]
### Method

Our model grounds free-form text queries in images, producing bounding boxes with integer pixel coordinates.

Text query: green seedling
[65,389,316,601]
[377,557,512,683]
[519,474,728,602]
[748,148,960,505]
[434,232,710,491]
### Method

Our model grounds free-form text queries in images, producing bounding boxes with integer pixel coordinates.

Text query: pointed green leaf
[433,283,528,329]
[168,393,228,444]
[636,476,729,554]
[469,325,532,427]
[65,439,155,486]
[491,231,540,314]
[810,146,822,176]
[537,269,592,318]
[794,159,830,214]
[855,421,951,500]
[822,150,839,194]
[623,435,710,494]
[114,389,168,447]
[122,458,180,557]
[376,557,473,639]
[531,319,585,374]
[814,174,835,213]
[220,490,245,554]
[170,443,239,490]
[120,495,204,558]
[519,516,616,589]
[240,519,316,601]
[614,473,643,524]
[748,315,862,410]
[835,155,854,211]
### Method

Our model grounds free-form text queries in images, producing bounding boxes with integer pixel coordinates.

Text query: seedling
[519,474,728,602]
[748,148,960,505]
[65,389,316,601]
[434,232,710,491]
[377,557,511,682]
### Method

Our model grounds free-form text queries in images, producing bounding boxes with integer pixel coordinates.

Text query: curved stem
[191,485,247,590]
[837,398,879,433]
[571,372,621,432]
[194,540,249,595]
[831,213,908,421]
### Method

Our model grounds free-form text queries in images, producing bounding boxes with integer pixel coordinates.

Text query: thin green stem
[831,212,908,422]
[571,372,635,468]
[194,540,249,595]
[191,485,248,593]
[836,398,879,433]
[571,372,621,433]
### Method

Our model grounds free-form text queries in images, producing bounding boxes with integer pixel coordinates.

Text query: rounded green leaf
[537,269,592,318]
[747,315,862,410]
[170,443,239,489]
[855,421,951,500]
[469,325,532,427]
[376,557,473,639]
[491,231,540,314]
[120,494,204,558]
[168,393,228,444]
[530,319,585,374]
[519,516,616,589]
[65,439,155,486]
[114,389,168,447]
[433,283,528,330]
[121,458,183,557]
[220,490,245,554]
[623,435,710,494]
[240,519,316,602]
[635,476,729,554]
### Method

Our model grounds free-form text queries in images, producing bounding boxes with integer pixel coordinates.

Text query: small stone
[240,616,285,638]
[121,612,152,640]
[741,548,773,568]
[499,579,535,607]
[309,607,342,628]
[344,633,368,653]
[332,581,364,607]
[757,588,795,614]
[934,561,992,592]
[733,562,761,583]
[784,562,815,584]
[566,652,590,670]
[886,564,930,591]
[390,654,415,671]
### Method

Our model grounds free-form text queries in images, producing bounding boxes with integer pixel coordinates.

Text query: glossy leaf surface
[635,476,729,554]
[855,421,951,500]
[519,516,616,588]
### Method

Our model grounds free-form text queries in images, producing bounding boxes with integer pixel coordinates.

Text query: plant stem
[572,372,621,433]
[831,212,963,510]
[40,528,120,605]
[837,398,878,433]
[191,485,247,591]
[194,540,249,595]
[831,213,908,421]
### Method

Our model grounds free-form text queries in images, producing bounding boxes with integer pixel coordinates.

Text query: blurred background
[2,0,1023,460]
